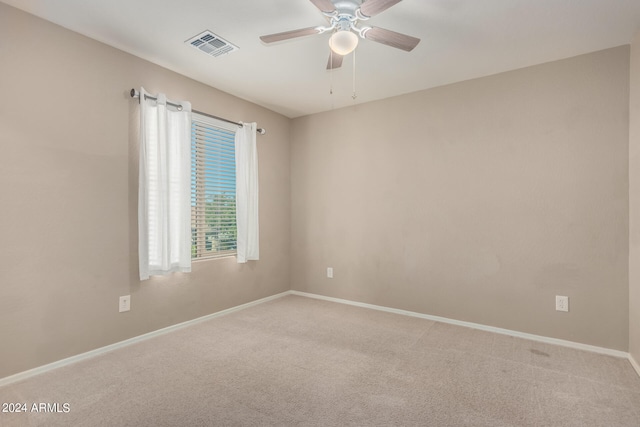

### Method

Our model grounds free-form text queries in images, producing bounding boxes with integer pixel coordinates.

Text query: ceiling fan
[259,0,420,70]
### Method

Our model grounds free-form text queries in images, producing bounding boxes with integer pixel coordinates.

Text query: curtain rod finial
[257,128,266,135]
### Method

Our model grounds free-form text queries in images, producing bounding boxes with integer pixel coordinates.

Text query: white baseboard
[290,290,631,360]
[0,291,290,387]
[3,289,637,387]
[630,354,640,377]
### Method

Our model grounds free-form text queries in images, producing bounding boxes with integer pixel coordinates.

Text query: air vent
[186,31,239,57]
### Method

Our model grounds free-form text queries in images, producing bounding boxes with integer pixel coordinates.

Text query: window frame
[191,112,238,261]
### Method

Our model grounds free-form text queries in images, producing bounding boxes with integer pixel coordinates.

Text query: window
[191,113,237,259]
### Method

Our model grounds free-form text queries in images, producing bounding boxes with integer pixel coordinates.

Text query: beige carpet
[1,295,639,426]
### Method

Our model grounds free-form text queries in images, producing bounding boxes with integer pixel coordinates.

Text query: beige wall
[630,33,640,365]
[291,46,630,350]
[0,3,291,378]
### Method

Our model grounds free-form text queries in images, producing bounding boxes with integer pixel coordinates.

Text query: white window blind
[191,113,237,259]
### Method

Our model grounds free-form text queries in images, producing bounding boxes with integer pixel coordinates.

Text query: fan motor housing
[331,0,363,17]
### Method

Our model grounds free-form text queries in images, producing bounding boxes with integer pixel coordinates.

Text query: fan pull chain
[330,54,334,95]
[352,50,357,100]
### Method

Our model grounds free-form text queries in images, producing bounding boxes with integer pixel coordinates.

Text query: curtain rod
[129,89,266,135]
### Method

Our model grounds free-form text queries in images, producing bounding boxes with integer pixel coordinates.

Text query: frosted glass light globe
[329,30,359,55]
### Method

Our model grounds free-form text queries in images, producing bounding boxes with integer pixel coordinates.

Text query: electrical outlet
[327,267,333,279]
[119,295,131,313]
[555,295,569,312]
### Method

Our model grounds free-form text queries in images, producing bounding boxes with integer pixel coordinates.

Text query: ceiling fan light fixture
[329,30,359,55]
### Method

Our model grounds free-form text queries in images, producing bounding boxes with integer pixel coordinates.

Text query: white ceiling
[4,0,640,118]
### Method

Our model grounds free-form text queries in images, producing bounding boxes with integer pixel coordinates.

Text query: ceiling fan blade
[260,27,322,44]
[327,51,344,70]
[359,0,403,18]
[363,26,420,51]
[310,0,337,13]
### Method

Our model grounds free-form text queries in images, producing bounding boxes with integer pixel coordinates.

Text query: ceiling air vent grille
[186,31,239,57]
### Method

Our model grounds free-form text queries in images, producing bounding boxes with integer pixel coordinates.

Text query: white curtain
[138,87,192,280]
[235,122,259,263]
